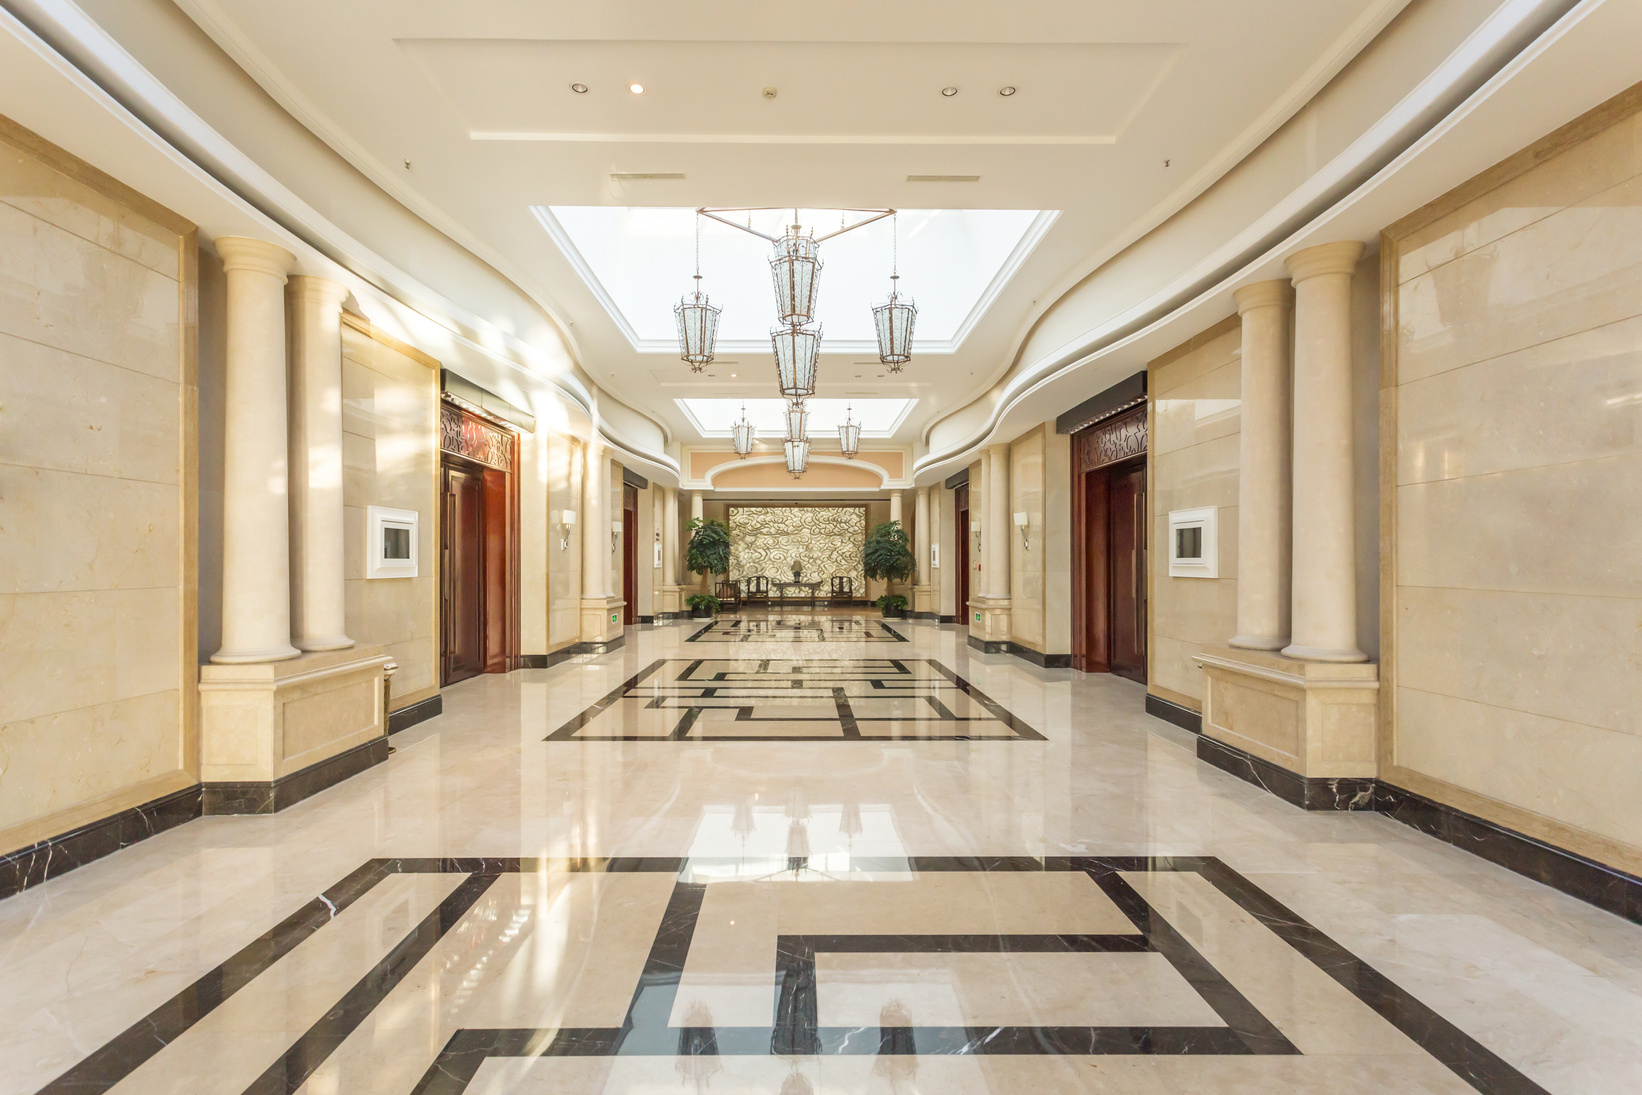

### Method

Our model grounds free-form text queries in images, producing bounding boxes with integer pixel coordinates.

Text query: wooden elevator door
[443,464,485,685]
[1108,461,1147,683]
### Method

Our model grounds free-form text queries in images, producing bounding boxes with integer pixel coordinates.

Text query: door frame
[622,482,638,625]
[1071,407,1148,675]
[953,482,970,629]
[438,399,521,683]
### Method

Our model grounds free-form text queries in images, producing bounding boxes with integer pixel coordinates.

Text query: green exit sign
[974,612,981,622]
[611,612,619,623]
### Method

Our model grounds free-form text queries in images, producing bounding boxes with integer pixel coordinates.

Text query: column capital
[1233,278,1294,314]
[287,274,351,310]
[216,236,295,279]
[985,442,1010,458]
[1285,240,1365,284]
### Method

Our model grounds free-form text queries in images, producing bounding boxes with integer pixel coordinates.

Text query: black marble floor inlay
[686,616,909,643]
[33,856,1550,1095]
[547,658,1046,741]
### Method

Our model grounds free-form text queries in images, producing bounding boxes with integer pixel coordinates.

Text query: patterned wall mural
[728,506,866,589]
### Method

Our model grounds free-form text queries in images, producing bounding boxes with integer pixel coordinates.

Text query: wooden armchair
[828,575,854,605]
[743,575,770,607]
[715,579,741,610]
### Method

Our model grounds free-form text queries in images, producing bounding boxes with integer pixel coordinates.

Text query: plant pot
[690,606,713,619]
[881,606,905,619]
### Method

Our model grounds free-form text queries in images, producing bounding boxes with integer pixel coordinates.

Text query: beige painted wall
[1146,320,1242,711]
[340,319,439,708]
[1383,87,1642,871]
[0,118,198,852]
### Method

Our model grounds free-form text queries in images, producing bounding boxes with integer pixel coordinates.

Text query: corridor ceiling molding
[132,0,1421,448]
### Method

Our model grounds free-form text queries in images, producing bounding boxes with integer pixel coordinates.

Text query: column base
[1280,641,1369,663]
[199,646,390,812]
[966,597,1012,652]
[210,643,302,664]
[580,596,626,645]
[1228,633,1288,651]
[655,585,684,617]
[295,635,355,653]
[1193,645,1379,790]
[912,584,936,617]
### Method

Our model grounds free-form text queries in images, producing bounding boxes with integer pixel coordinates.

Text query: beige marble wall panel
[1398,111,1642,282]
[1397,172,1642,385]
[549,434,581,648]
[0,142,179,278]
[0,201,179,382]
[1008,427,1046,650]
[0,468,179,594]
[1396,453,1642,598]
[1396,586,1642,737]
[520,428,549,653]
[1148,327,1243,706]
[1387,95,1642,868]
[339,325,438,705]
[1395,687,1641,848]
[0,690,179,831]
[1397,312,1642,486]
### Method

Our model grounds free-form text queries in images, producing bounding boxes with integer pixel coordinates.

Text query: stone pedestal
[579,597,626,651]
[912,583,936,617]
[199,646,390,813]
[1193,646,1379,809]
[968,597,1013,653]
[655,584,685,620]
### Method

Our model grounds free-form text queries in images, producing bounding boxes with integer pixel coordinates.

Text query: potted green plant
[686,593,721,619]
[875,593,909,619]
[686,517,732,585]
[863,519,914,610]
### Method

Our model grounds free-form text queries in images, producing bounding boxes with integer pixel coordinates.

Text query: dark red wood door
[442,465,485,685]
[954,486,970,627]
[622,485,638,625]
[1108,461,1147,683]
[482,467,510,674]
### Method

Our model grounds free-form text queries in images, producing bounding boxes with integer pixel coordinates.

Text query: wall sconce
[558,509,576,551]
[654,530,663,568]
[611,519,623,552]
[970,519,982,554]
[1013,511,1030,550]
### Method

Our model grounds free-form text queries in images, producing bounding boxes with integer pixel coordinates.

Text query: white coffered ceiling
[173,0,1407,444]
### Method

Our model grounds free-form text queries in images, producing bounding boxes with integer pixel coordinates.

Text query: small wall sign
[366,506,419,579]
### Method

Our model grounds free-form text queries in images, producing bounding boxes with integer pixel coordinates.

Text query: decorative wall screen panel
[728,506,865,589]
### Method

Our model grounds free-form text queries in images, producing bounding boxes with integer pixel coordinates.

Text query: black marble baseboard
[637,614,655,624]
[1006,644,1073,668]
[967,634,1010,654]
[938,614,956,623]
[0,785,202,900]
[1144,693,1203,734]
[387,695,442,734]
[203,736,390,816]
[1197,735,1376,811]
[1376,783,1642,925]
[517,649,576,671]
[908,611,941,620]
[566,634,626,655]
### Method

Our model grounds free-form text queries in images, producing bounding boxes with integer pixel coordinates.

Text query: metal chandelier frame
[695,206,897,243]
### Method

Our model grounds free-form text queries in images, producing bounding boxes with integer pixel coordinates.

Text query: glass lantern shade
[674,279,721,371]
[770,226,822,326]
[771,324,821,399]
[784,401,809,442]
[731,416,755,457]
[872,276,917,371]
[784,437,810,477]
[838,417,861,458]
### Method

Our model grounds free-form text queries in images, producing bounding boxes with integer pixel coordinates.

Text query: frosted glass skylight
[536,206,1055,354]
[678,398,914,439]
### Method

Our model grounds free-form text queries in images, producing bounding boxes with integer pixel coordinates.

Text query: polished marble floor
[4,613,1640,1094]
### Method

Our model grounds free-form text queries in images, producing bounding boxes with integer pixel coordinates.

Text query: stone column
[690,492,705,589]
[986,445,1011,600]
[213,237,300,664]
[286,275,354,652]
[889,491,903,525]
[663,487,679,587]
[1283,241,1366,662]
[582,442,607,599]
[913,487,933,615]
[1229,279,1294,651]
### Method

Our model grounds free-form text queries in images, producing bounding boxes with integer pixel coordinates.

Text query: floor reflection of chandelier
[682,207,919,477]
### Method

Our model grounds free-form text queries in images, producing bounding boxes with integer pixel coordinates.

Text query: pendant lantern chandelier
[784,400,809,443]
[784,437,811,477]
[673,213,721,371]
[838,402,861,458]
[872,212,917,372]
[731,403,755,457]
[770,217,823,326]
[771,323,821,400]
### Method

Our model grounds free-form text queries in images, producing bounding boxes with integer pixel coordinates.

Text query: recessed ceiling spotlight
[999,86,1016,97]
[762,86,778,99]
[629,83,645,95]
[570,83,588,94]
[729,373,737,378]
[940,86,959,97]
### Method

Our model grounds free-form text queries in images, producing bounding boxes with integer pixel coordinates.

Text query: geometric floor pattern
[549,658,1046,742]
[685,616,909,643]
[35,856,1544,1095]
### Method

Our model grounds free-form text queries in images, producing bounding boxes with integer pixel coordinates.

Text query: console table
[773,580,824,607]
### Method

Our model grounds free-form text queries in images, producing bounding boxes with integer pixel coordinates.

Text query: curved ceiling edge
[913,0,1585,479]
